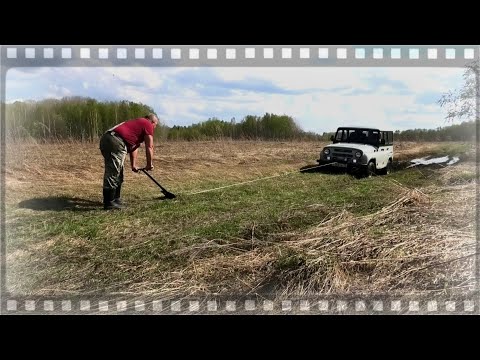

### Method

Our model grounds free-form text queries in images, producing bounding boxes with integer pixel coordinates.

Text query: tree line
[3,97,476,142]
[166,115,321,141]
[392,121,475,142]
[3,97,320,142]
[4,97,155,142]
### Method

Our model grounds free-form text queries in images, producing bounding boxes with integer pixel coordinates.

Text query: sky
[5,66,465,133]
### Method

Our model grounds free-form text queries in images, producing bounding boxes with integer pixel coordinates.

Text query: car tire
[385,159,392,175]
[365,161,376,178]
[378,159,392,175]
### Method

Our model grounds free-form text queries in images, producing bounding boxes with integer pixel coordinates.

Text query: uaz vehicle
[317,127,393,177]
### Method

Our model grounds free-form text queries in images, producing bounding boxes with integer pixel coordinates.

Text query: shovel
[140,169,176,199]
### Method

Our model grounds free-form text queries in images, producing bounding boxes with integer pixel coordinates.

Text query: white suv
[317,127,393,177]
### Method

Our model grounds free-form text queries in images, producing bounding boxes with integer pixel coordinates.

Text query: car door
[381,131,393,167]
[377,131,390,169]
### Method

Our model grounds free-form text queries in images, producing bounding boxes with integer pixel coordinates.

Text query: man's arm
[130,148,139,172]
[144,134,154,171]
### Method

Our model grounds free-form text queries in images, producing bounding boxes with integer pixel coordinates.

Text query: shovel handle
[140,168,169,194]
[139,168,176,199]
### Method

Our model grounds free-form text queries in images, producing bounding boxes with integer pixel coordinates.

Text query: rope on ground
[185,162,338,196]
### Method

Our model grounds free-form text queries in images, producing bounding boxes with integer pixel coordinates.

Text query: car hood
[324,142,378,152]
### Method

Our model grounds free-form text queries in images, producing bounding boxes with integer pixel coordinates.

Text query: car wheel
[365,161,376,177]
[385,159,392,175]
[379,159,392,175]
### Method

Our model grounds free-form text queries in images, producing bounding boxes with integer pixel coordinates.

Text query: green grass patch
[6,165,445,294]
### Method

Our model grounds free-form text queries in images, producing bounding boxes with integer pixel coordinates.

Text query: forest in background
[3,97,476,142]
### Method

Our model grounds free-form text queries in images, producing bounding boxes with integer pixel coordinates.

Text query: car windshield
[335,128,380,146]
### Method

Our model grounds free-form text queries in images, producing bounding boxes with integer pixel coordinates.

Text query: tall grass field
[4,140,476,304]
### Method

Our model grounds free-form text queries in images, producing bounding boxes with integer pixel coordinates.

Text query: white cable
[185,162,337,196]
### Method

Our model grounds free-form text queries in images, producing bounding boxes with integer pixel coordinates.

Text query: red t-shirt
[113,118,154,153]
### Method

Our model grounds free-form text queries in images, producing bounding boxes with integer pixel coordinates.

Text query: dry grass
[393,141,475,162]
[5,140,325,203]
[4,140,476,300]
[5,140,473,198]
[137,182,475,299]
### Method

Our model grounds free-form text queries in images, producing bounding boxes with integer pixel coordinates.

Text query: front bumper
[317,157,365,169]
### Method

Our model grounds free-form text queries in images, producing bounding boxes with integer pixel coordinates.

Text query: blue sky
[5,66,465,133]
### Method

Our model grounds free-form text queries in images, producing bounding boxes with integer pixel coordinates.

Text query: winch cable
[185,162,339,196]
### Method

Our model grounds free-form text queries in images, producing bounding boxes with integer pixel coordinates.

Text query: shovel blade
[163,191,176,199]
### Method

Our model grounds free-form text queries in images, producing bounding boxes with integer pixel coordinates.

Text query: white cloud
[215,67,368,91]
[6,67,51,80]
[42,84,73,100]
[370,67,464,93]
[5,98,25,103]
[5,66,466,132]
[115,87,152,105]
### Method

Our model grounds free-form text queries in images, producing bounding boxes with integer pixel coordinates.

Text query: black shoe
[113,198,125,206]
[106,201,122,210]
[103,188,122,210]
[114,184,126,206]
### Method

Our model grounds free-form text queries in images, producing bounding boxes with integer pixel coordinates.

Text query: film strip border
[1,46,479,314]
[1,45,479,67]
[2,297,479,314]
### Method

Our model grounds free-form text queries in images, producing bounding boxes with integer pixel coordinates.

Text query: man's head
[145,113,159,128]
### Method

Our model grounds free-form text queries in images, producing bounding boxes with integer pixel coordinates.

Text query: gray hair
[145,113,159,124]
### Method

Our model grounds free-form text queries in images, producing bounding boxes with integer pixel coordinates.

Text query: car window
[335,129,387,145]
[335,130,348,141]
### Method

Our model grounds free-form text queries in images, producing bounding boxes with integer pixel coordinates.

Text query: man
[99,113,159,210]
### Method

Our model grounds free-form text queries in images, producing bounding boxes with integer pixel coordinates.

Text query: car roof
[337,127,380,131]
[337,127,392,132]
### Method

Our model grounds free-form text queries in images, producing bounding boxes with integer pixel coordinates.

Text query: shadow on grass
[299,164,329,174]
[299,164,350,175]
[18,197,103,211]
[153,195,177,201]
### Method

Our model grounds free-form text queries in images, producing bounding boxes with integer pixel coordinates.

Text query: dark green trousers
[99,132,127,190]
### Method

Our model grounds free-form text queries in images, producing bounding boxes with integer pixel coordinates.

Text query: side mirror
[330,135,335,142]
[380,139,386,145]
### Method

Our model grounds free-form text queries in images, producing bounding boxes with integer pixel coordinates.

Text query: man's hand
[132,166,139,173]
[144,165,154,171]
